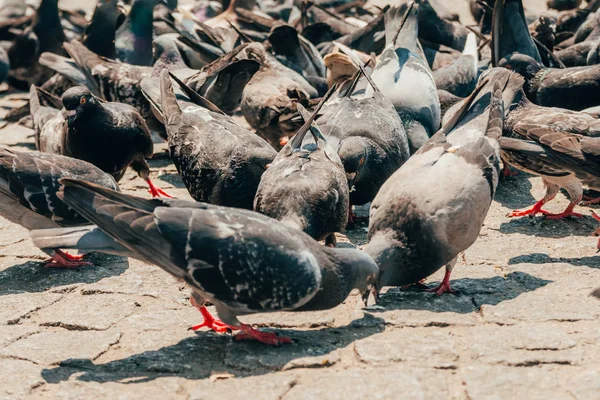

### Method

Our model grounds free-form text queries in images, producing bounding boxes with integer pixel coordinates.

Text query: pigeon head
[328,247,379,306]
[62,87,98,124]
[498,54,544,82]
[339,136,385,203]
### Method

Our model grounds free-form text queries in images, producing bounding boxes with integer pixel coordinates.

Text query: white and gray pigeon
[362,75,504,295]
[0,148,120,268]
[368,2,441,153]
[30,179,379,345]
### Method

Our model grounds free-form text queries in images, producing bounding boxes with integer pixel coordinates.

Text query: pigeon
[362,76,504,295]
[268,24,327,94]
[159,70,276,209]
[82,0,125,59]
[115,0,166,66]
[30,178,379,345]
[369,3,441,154]
[0,148,119,268]
[432,33,479,98]
[317,48,410,224]
[240,42,319,149]
[493,0,600,111]
[29,84,170,198]
[7,0,66,88]
[60,86,171,197]
[254,86,348,247]
[500,128,600,219]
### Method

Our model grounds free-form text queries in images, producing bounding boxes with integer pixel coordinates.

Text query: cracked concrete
[0,0,599,398]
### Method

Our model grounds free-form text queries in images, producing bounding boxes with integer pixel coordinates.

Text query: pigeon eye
[80,97,87,106]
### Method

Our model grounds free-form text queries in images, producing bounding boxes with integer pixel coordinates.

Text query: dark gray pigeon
[363,76,504,295]
[29,84,171,198]
[159,70,276,209]
[254,86,348,247]
[30,179,379,345]
[115,0,165,66]
[0,148,119,268]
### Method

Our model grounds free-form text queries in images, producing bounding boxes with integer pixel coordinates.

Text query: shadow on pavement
[0,253,129,296]
[41,315,385,383]
[508,253,600,269]
[374,272,552,314]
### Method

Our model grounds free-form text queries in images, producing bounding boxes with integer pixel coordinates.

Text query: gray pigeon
[0,148,119,268]
[240,42,319,149]
[317,47,410,224]
[254,86,348,247]
[31,179,379,345]
[158,70,276,209]
[369,3,441,153]
[362,76,504,295]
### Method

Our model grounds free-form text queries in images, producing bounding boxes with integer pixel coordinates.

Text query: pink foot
[44,250,92,269]
[581,196,600,206]
[146,178,174,198]
[234,324,293,346]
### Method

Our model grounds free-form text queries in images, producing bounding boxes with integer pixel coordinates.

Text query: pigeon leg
[347,204,368,226]
[544,201,583,220]
[507,198,552,217]
[325,233,337,247]
[424,260,457,296]
[234,324,293,345]
[401,279,428,290]
[581,197,600,206]
[189,298,236,333]
[44,249,93,269]
[145,178,174,198]
[502,164,518,178]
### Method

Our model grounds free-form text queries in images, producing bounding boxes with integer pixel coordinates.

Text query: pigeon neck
[84,6,119,58]
[34,0,66,43]
[125,2,155,36]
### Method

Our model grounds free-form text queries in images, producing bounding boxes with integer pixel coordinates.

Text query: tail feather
[384,3,419,54]
[486,80,504,140]
[56,178,185,278]
[38,52,90,88]
[63,41,105,99]
[30,226,133,257]
[462,32,479,74]
[160,69,183,136]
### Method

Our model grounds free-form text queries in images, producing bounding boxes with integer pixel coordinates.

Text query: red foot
[507,199,551,218]
[234,324,293,346]
[581,196,600,206]
[544,203,583,220]
[502,164,518,178]
[423,269,457,296]
[189,297,237,333]
[347,205,368,226]
[44,250,92,269]
[146,178,174,198]
[279,136,289,147]
[401,279,428,290]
